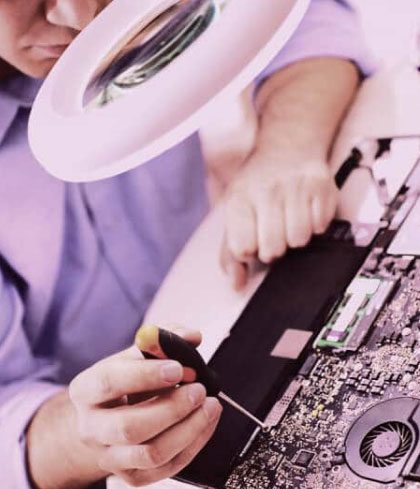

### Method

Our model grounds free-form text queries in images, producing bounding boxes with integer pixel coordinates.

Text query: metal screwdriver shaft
[218,392,266,429]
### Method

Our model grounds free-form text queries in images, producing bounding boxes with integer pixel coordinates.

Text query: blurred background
[351,0,420,68]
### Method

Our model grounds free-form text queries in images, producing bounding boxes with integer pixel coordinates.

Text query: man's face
[0,0,109,78]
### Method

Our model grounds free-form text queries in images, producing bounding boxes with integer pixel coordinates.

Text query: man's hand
[220,58,360,289]
[70,350,221,487]
[27,332,222,489]
[221,152,338,289]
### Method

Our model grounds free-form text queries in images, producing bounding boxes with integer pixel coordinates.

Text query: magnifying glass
[29,0,309,182]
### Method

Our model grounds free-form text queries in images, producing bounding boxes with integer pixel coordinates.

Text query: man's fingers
[311,195,328,234]
[225,257,249,291]
[284,188,312,248]
[255,194,286,264]
[111,403,221,487]
[79,383,207,446]
[223,164,337,272]
[98,397,222,471]
[325,184,339,224]
[69,358,184,406]
[311,183,338,234]
[220,236,249,290]
[146,324,201,348]
[169,327,202,348]
[126,389,172,406]
[163,405,220,470]
[230,261,249,290]
[224,194,258,261]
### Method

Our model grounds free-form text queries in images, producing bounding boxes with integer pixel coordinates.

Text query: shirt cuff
[255,0,377,87]
[0,381,64,489]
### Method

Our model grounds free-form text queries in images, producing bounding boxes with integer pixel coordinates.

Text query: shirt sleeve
[0,265,64,489]
[256,0,377,86]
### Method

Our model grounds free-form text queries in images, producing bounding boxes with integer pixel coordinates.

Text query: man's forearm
[221,56,361,280]
[254,57,360,162]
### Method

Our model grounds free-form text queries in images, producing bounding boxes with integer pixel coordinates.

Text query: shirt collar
[0,75,43,145]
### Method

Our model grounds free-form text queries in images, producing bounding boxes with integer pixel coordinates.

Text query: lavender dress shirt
[0,1,372,487]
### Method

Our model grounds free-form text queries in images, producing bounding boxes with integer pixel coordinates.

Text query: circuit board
[225,143,420,489]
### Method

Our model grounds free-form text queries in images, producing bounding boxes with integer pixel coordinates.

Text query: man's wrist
[253,58,360,171]
[249,142,330,172]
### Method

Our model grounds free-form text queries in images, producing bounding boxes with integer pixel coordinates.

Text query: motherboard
[226,144,420,489]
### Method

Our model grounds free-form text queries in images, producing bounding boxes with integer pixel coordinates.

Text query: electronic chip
[293,450,315,468]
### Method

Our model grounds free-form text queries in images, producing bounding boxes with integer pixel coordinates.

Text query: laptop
[173,136,420,488]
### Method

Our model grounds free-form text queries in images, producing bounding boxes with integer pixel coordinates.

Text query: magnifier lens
[85,0,219,108]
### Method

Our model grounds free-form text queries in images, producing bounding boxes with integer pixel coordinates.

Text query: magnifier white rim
[29,0,310,182]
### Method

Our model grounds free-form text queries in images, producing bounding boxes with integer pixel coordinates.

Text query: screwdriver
[135,325,266,429]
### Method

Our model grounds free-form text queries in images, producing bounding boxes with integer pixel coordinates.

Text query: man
[0,1,370,488]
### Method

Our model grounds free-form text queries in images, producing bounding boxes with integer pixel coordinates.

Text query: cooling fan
[345,398,420,483]
[360,421,413,468]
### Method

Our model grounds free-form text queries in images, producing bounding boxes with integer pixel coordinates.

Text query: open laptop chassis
[178,136,420,488]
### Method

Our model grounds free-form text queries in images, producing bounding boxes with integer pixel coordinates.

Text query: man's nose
[45,0,104,31]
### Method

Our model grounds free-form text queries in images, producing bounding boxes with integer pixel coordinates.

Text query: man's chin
[18,58,57,79]
[34,59,57,78]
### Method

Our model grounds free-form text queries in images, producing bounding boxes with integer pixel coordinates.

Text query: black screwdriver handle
[136,325,221,396]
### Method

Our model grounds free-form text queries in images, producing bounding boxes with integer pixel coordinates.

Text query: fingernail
[188,384,206,407]
[203,398,222,421]
[161,362,183,383]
